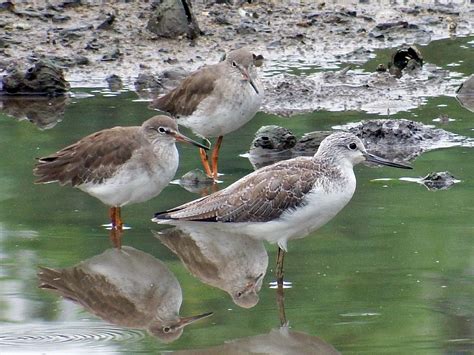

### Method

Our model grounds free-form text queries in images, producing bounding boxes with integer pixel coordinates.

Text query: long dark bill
[173,132,210,150]
[365,153,413,169]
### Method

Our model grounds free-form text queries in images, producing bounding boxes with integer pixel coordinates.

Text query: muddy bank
[0,1,472,83]
[0,1,472,116]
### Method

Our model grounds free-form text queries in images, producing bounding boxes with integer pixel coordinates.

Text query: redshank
[38,246,212,342]
[152,132,412,283]
[34,115,208,232]
[150,48,264,180]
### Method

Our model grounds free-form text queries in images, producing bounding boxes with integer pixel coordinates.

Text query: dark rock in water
[338,118,471,162]
[106,74,122,91]
[251,125,296,151]
[180,169,214,186]
[178,169,215,194]
[247,119,473,170]
[135,69,188,100]
[133,73,163,98]
[388,45,423,78]
[147,0,201,39]
[0,95,69,129]
[293,131,332,154]
[248,125,329,170]
[420,171,459,191]
[1,60,70,96]
[456,75,474,113]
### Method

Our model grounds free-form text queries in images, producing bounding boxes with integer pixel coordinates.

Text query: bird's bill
[241,67,259,94]
[172,132,210,150]
[177,312,213,329]
[364,153,413,169]
[243,273,265,292]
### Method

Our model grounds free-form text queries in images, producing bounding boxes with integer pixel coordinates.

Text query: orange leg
[199,148,213,178]
[109,228,123,249]
[211,136,223,180]
[109,206,123,230]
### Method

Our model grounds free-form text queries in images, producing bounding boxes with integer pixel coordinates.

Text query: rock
[134,72,163,94]
[147,0,201,39]
[101,48,121,62]
[97,12,115,30]
[456,75,474,112]
[179,169,214,186]
[338,118,472,162]
[106,74,122,91]
[388,45,423,78]
[0,60,70,96]
[251,125,296,151]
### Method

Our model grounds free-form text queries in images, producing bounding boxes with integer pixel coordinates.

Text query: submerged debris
[400,171,460,191]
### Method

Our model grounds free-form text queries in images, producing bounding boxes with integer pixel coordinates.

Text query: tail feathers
[37,266,77,301]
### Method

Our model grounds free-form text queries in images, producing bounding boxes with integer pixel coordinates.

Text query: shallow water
[1,37,473,354]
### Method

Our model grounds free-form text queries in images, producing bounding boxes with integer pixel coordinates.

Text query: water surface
[1,37,473,354]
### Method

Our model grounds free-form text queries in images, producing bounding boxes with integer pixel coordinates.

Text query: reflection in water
[37,246,212,343]
[0,95,69,130]
[156,223,268,308]
[174,286,340,355]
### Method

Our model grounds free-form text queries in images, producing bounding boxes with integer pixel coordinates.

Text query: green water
[1,38,473,354]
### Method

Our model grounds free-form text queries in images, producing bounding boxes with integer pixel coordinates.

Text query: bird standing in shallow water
[153,132,412,283]
[151,48,264,180]
[34,115,208,237]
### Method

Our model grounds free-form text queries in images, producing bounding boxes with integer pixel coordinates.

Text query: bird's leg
[109,227,123,249]
[199,148,213,178]
[276,247,285,287]
[109,206,123,230]
[210,136,223,180]
[276,281,287,327]
[109,207,116,228]
[115,207,123,230]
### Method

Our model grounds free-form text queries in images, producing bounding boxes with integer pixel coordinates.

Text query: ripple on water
[0,322,147,352]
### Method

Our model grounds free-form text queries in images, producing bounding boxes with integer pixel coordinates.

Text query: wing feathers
[154,158,330,223]
[34,127,140,186]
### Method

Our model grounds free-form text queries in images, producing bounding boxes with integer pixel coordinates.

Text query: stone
[147,0,201,39]
[1,60,70,96]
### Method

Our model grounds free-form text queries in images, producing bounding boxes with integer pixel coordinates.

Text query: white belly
[180,78,264,138]
[212,177,357,251]
[79,148,179,207]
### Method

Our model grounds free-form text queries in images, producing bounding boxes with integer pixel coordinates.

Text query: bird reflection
[37,245,212,342]
[173,284,340,354]
[155,223,268,308]
[0,95,69,130]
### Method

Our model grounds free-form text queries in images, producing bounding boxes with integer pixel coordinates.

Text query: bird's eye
[348,143,357,150]
[158,127,167,133]
[236,291,243,298]
[232,61,237,67]
[162,326,171,333]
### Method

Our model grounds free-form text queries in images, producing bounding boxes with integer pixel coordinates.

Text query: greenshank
[153,132,412,282]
